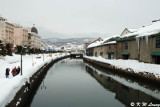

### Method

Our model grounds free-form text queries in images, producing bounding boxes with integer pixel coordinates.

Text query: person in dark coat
[16,66,20,75]
[5,68,10,78]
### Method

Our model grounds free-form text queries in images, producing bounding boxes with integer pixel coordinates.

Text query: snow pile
[122,21,160,38]
[84,56,160,77]
[0,53,69,107]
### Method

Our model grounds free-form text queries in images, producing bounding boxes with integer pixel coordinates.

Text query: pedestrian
[5,68,10,78]
[16,66,20,75]
[11,67,17,77]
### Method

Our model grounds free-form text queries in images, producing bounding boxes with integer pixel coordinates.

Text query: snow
[87,35,119,49]
[128,28,138,33]
[0,53,69,107]
[87,40,103,49]
[122,21,160,38]
[104,41,116,45]
[84,56,160,78]
[85,63,160,100]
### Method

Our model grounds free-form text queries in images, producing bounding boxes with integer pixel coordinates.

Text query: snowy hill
[41,38,96,47]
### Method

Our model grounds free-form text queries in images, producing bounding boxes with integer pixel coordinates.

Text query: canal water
[30,58,160,107]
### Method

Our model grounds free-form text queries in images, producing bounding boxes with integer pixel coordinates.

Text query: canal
[29,58,160,107]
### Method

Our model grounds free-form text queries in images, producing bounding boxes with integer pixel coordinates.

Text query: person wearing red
[11,67,17,77]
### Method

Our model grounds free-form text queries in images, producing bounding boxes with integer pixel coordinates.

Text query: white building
[27,25,41,49]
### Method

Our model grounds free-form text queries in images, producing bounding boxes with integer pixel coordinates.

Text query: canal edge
[6,55,70,107]
[83,57,160,87]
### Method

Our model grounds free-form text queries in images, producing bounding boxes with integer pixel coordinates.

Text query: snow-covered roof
[104,41,116,45]
[128,28,138,33]
[87,40,103,48]
[87,35,119,49]
[122,21,160,38]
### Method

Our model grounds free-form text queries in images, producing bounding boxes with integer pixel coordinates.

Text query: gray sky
[1,0,160,39]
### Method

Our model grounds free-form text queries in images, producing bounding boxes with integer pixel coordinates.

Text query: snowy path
[0,53,68,107]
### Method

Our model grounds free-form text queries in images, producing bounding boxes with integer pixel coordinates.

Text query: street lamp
[20,47,29,75]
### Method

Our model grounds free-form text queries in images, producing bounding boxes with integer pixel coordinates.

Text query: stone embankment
[83,57,160,87]
[6,55,69,107]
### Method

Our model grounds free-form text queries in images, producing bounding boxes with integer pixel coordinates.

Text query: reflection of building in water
[85,66,160,106]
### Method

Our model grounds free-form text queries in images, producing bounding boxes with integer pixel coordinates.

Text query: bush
[0,40,7,56]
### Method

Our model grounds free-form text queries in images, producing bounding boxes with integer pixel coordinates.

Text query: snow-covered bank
[84,63,160,100]
[84,56,160,78]
[0,53,69,107]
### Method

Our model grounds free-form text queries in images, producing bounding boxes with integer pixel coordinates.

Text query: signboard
[11,46,13,50]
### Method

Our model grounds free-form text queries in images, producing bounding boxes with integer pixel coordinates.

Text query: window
[100,52,103,57]
[125,41,128,49]
[154,56,160,64]
[156,37,160,48]
[109,45,111,49]
[95,52,97,57]
[111,53,114,59]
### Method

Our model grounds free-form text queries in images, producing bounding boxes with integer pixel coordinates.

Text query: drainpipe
[138,38,140,61]
[115,44,117,59]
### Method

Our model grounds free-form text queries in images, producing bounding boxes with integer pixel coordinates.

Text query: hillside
[41,38,96,47]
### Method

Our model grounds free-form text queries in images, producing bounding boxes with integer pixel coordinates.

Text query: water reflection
[85,64,160,106]
[30,59,124,107]
[30,59,160,107]
[41,80,46,90]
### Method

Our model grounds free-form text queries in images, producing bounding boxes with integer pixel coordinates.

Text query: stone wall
[140,35,160,63]
[83,57,160,86]
[116,41,123,59]
[92,44,117,59]
[6,55,70,107]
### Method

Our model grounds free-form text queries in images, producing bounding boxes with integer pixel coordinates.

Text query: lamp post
[20,49,23,75]
[20,47,29,75]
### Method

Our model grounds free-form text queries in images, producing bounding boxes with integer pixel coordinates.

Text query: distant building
[27,25,41,49]
[86,37,103,56]
[0,17,14,44]
[86,36,118,59]
[120,28,137,36]
[14,24,28,46]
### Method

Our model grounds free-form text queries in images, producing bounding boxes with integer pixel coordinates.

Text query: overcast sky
[1,0,160,39]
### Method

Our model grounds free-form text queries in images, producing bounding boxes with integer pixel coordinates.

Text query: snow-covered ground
[84,56,160,78]
[0,53,69,107]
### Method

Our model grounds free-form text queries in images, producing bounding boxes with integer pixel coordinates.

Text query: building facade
[86,37,117,59]
[93,43,117,59]
[139,34,160,64]
[27,26,41,49]
[86,21,160,64]
[0,17,14,44]
[116,21,160,64]
[14,24,28,46]
[116,37,139,60]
